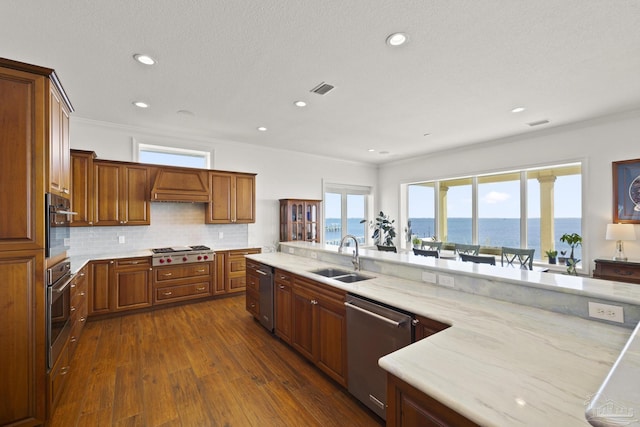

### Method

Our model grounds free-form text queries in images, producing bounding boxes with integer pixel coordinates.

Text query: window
[134,141,212,169]
[406,163,582,263]
[324,184,371,246]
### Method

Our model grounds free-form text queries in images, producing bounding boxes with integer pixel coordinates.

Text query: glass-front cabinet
[279,199,322,243]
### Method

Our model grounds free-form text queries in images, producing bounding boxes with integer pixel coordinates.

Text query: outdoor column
[439,184,449,242]
[538,174,556,255]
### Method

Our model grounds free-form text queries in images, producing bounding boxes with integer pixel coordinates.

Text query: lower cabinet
[216,248,261,295]
[245,260,261,318]
[112,257,153,311]
[414,315,450,341]
[47,342,70,419]
[274,269,293,343]
[153,262,213,304]
[68,265,88,357]
[291,274,348,387]
[387,373,479,427]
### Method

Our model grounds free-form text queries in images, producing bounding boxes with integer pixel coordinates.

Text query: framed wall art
[613,158,640,223]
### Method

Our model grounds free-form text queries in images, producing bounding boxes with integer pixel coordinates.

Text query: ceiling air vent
[527,119,550,127]
[310,82,335,95]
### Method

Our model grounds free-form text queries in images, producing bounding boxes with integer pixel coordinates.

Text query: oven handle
[52,275,73,294]
[54,210,78,216]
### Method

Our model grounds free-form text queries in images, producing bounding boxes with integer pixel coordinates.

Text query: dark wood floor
[51,295,384,426]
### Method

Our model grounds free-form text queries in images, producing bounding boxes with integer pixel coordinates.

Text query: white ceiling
[2,1,640,164]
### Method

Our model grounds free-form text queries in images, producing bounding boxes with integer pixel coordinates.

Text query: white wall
[70,118,378,250]
[378,110,640,273]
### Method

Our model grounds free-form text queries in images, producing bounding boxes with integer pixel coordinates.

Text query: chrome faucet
[338,234,360,271]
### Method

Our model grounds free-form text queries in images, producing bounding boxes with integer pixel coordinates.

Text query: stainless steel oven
[45,193,75,258]
[47,260,72,370]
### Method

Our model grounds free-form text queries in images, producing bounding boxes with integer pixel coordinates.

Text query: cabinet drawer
[154,262,211,282]
[114,257,152,269]
[154,281,211,303]
[246,272,260,292]
[246,290,259,317]
[228,257,247,274]
[275,269,292,284]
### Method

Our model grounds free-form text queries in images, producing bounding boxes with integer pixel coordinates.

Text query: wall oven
[47,260,72,370]
[45,193,75,258]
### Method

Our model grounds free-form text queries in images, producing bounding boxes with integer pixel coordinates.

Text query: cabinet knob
[311,299,318,305]
[70,306,76,312]
[110,261,114,264]
[79,317,86,323]
[89,221,93,225]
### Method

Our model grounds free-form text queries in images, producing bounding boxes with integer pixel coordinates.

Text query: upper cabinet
[150,167,210,202]
[206,172,256,224]
[93,161,150,226]
[279,199,321,242]
[70,150,95,226]
[48,85,72,197]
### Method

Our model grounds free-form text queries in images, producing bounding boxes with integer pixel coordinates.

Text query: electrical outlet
[218,232,224,239]
[588,302,624,323]
[288,247,295,254]
[63,238,70,246]
[118,236,125,244]
[310,252,317,259]
[421,271,437,284]
[439,274,455,287]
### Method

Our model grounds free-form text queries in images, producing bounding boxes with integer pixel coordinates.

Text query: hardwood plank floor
[51,295,384,427]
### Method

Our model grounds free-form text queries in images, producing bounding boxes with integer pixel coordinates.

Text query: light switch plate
[118,236,125,244]
[421,271,436,283]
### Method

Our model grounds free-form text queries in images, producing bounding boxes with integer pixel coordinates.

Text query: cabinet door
[214,251,226,294]
[0,68,45,251]
[70,151,95,226]
[274,270,292,343]
[93,162,121,226]
[0,250,45,426]
[207,172,233,223]
[234,174,255,223]
[60,104,71,196]
[49,88,63,196]
[121,165,150,225]
[291,285,315,361]
[113,267,152,311]
[315,294,347,386]
[89,260,112,315]
[414,315,450,341]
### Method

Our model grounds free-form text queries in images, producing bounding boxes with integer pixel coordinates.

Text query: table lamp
[605,223,636,261]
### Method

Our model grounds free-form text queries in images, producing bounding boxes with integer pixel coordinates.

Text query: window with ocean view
[324,184,371,246]
[407,163,582,261]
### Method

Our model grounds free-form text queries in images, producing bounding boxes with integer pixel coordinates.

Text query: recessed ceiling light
[133,54,156,65]
[423,133,431,137]
[511,107,526,113]
[386,32,408,47]
[368,149,375,152]
[133,101,149,108]
[257,126,267,132]
[379,151,390,155]
[177,109,195,116]
[294,101,307,107]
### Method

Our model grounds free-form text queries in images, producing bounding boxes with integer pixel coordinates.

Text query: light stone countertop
[247,250,634,427]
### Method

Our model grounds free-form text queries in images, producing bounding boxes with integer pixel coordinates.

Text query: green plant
[545,249,558,258]
[560,233,582,274]
[361,211,396,246]
[412,236,422,245]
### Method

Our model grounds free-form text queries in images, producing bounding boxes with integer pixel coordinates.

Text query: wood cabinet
[245,259,262,318]
[593,259,640,284]
[47,338,70,420]
[68,265,88,357]
[0,58,72,426]
[217,248,261,294]
[291,274,348,386]
[153,261,213,304]
[93,161,150,226]
[274,269,293,343]
[112,257,153,311]
[48,84,71,197]
[279,199,321,242]
[387,373,479,427]
[206,172,256,224]
[70,150,95,226]
[150,167,210,202]
[414,315,450,341]
[88,259,112,315]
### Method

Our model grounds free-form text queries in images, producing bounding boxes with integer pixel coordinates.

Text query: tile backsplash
[68,203,248,256]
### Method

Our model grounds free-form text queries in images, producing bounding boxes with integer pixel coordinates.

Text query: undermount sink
[309,267,353,278]
[309,268,374,283]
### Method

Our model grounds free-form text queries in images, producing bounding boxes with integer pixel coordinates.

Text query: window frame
[132,138,213,169]
[323,182,372,245]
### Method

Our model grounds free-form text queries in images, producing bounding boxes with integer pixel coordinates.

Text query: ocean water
[325,217,582,260]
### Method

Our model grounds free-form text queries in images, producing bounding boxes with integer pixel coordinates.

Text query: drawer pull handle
[70,336,77,343]
[162,273,173,277]
[60,366,70,375]
[70,306,76,312]
[196,286,206,291]
[80,291,86,296]
[163,291,173,296]
[79,317,86,323]
[614,269,634,276]
[279,285,285,289]
[196,269,205,273]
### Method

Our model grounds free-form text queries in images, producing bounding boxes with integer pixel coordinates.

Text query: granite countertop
[247,251,633,426]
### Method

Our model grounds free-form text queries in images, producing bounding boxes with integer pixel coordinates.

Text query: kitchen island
[247,242,640,426]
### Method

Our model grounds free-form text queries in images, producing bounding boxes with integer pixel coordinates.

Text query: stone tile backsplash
[68,203,248,257]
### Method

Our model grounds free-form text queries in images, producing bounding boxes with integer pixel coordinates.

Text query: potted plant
[560,233,582,275]
[558,250,567,265]
[412,236,422,249]
[545,249,558,264]
[361,211,396,248]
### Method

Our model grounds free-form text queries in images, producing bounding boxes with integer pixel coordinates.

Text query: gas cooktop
[151,245,213,266]
[151,245,210,254]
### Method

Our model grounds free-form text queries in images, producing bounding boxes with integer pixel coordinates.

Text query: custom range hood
[150,167,211,203]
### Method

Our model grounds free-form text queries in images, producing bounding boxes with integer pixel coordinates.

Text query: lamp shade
[605,223,637,241]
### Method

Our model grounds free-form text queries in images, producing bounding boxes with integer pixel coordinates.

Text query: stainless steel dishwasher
[345,294,413,420]
[257,265,274,332]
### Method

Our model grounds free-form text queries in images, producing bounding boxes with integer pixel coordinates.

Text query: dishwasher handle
[344,301,405,328]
